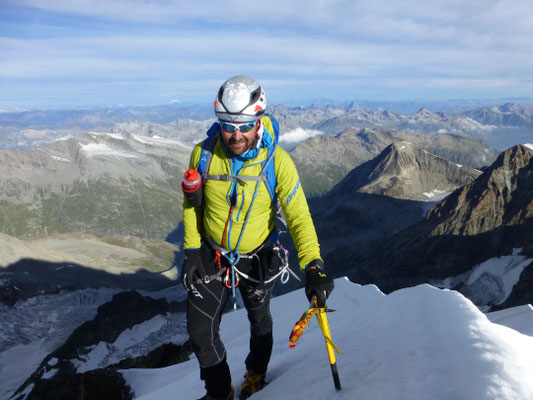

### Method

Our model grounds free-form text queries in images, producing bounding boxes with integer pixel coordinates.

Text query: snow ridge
[122,279,533,400]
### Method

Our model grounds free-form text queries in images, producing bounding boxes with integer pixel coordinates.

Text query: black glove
[305,260,334,307]
[181,248,203,292]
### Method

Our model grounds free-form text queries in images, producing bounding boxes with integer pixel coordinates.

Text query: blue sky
[1,0,533,110]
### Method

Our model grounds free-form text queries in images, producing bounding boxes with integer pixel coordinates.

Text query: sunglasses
[219,120,257,133]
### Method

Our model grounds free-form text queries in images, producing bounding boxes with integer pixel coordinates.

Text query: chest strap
[203,174,267,183]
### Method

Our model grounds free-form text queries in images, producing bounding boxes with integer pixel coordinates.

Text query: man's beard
[228,137,253,154]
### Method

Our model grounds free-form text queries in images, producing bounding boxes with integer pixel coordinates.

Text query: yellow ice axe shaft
[314,299,341,391]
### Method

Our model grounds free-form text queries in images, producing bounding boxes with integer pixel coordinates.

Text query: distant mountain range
[464,103,533,129]
[279,97,533,113]
[2,102,532,151]
[0,117,211,150]
[270,102,533,134]
[0,104,212,129]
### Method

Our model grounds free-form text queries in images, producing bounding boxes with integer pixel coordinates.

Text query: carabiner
[224,266,239,288]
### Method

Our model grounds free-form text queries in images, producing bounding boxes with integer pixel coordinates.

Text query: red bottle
[181,169,203,207]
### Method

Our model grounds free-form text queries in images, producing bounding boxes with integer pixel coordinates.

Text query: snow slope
[487,305,533,337]
[122,278,533,400]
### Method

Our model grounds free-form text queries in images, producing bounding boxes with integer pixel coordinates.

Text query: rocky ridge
[0,105,212,149]
[349,144,533,309]
[425,144,533,235]
[270,103,492,134]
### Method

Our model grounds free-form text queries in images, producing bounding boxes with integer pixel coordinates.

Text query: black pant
[186,241,279,397]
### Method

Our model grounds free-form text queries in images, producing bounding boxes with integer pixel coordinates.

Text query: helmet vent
[250,87,261,104]
[217,86,226,108]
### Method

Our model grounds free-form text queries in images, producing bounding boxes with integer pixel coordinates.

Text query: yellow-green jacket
[182,116,321,270]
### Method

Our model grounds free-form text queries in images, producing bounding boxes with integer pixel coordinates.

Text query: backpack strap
[197,135,217,176]
[264,143,277,205]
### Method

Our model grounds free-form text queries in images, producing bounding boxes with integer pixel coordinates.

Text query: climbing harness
[192,117,298,310]
[205,234,299,286]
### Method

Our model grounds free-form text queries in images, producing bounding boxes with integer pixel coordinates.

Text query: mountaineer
[181,75,334,400]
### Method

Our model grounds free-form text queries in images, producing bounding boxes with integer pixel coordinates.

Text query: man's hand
[305,260,334,307]
[181,248,203,292]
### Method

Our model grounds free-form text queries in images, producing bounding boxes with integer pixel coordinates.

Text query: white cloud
[2,0,533,108]
[279,127,323,146]
[13,0,533,44]
[2,31,530,81]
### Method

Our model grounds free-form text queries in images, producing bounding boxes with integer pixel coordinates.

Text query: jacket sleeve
[182,143,204,250]
[275,147,322,270]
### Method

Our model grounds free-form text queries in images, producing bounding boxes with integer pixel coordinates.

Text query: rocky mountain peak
[371,140,422,175]
[489,143,532,171]
[415,106,438,116]
[346,101,361,111]
[426,144,533,235]
[416,106,432,113]
[327,140,481,201]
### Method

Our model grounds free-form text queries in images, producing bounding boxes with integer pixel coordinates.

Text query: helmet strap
[252,120,264,149]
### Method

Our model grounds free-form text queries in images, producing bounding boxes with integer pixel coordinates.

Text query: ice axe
[289,297,341,391]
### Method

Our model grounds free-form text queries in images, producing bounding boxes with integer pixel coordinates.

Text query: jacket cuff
[305,259,324,271]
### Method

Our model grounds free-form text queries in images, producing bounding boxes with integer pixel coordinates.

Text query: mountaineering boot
[197,385,234,400]
[239,371,267,399]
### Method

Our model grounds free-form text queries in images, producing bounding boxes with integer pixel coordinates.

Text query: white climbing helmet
[214,75,267,122]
